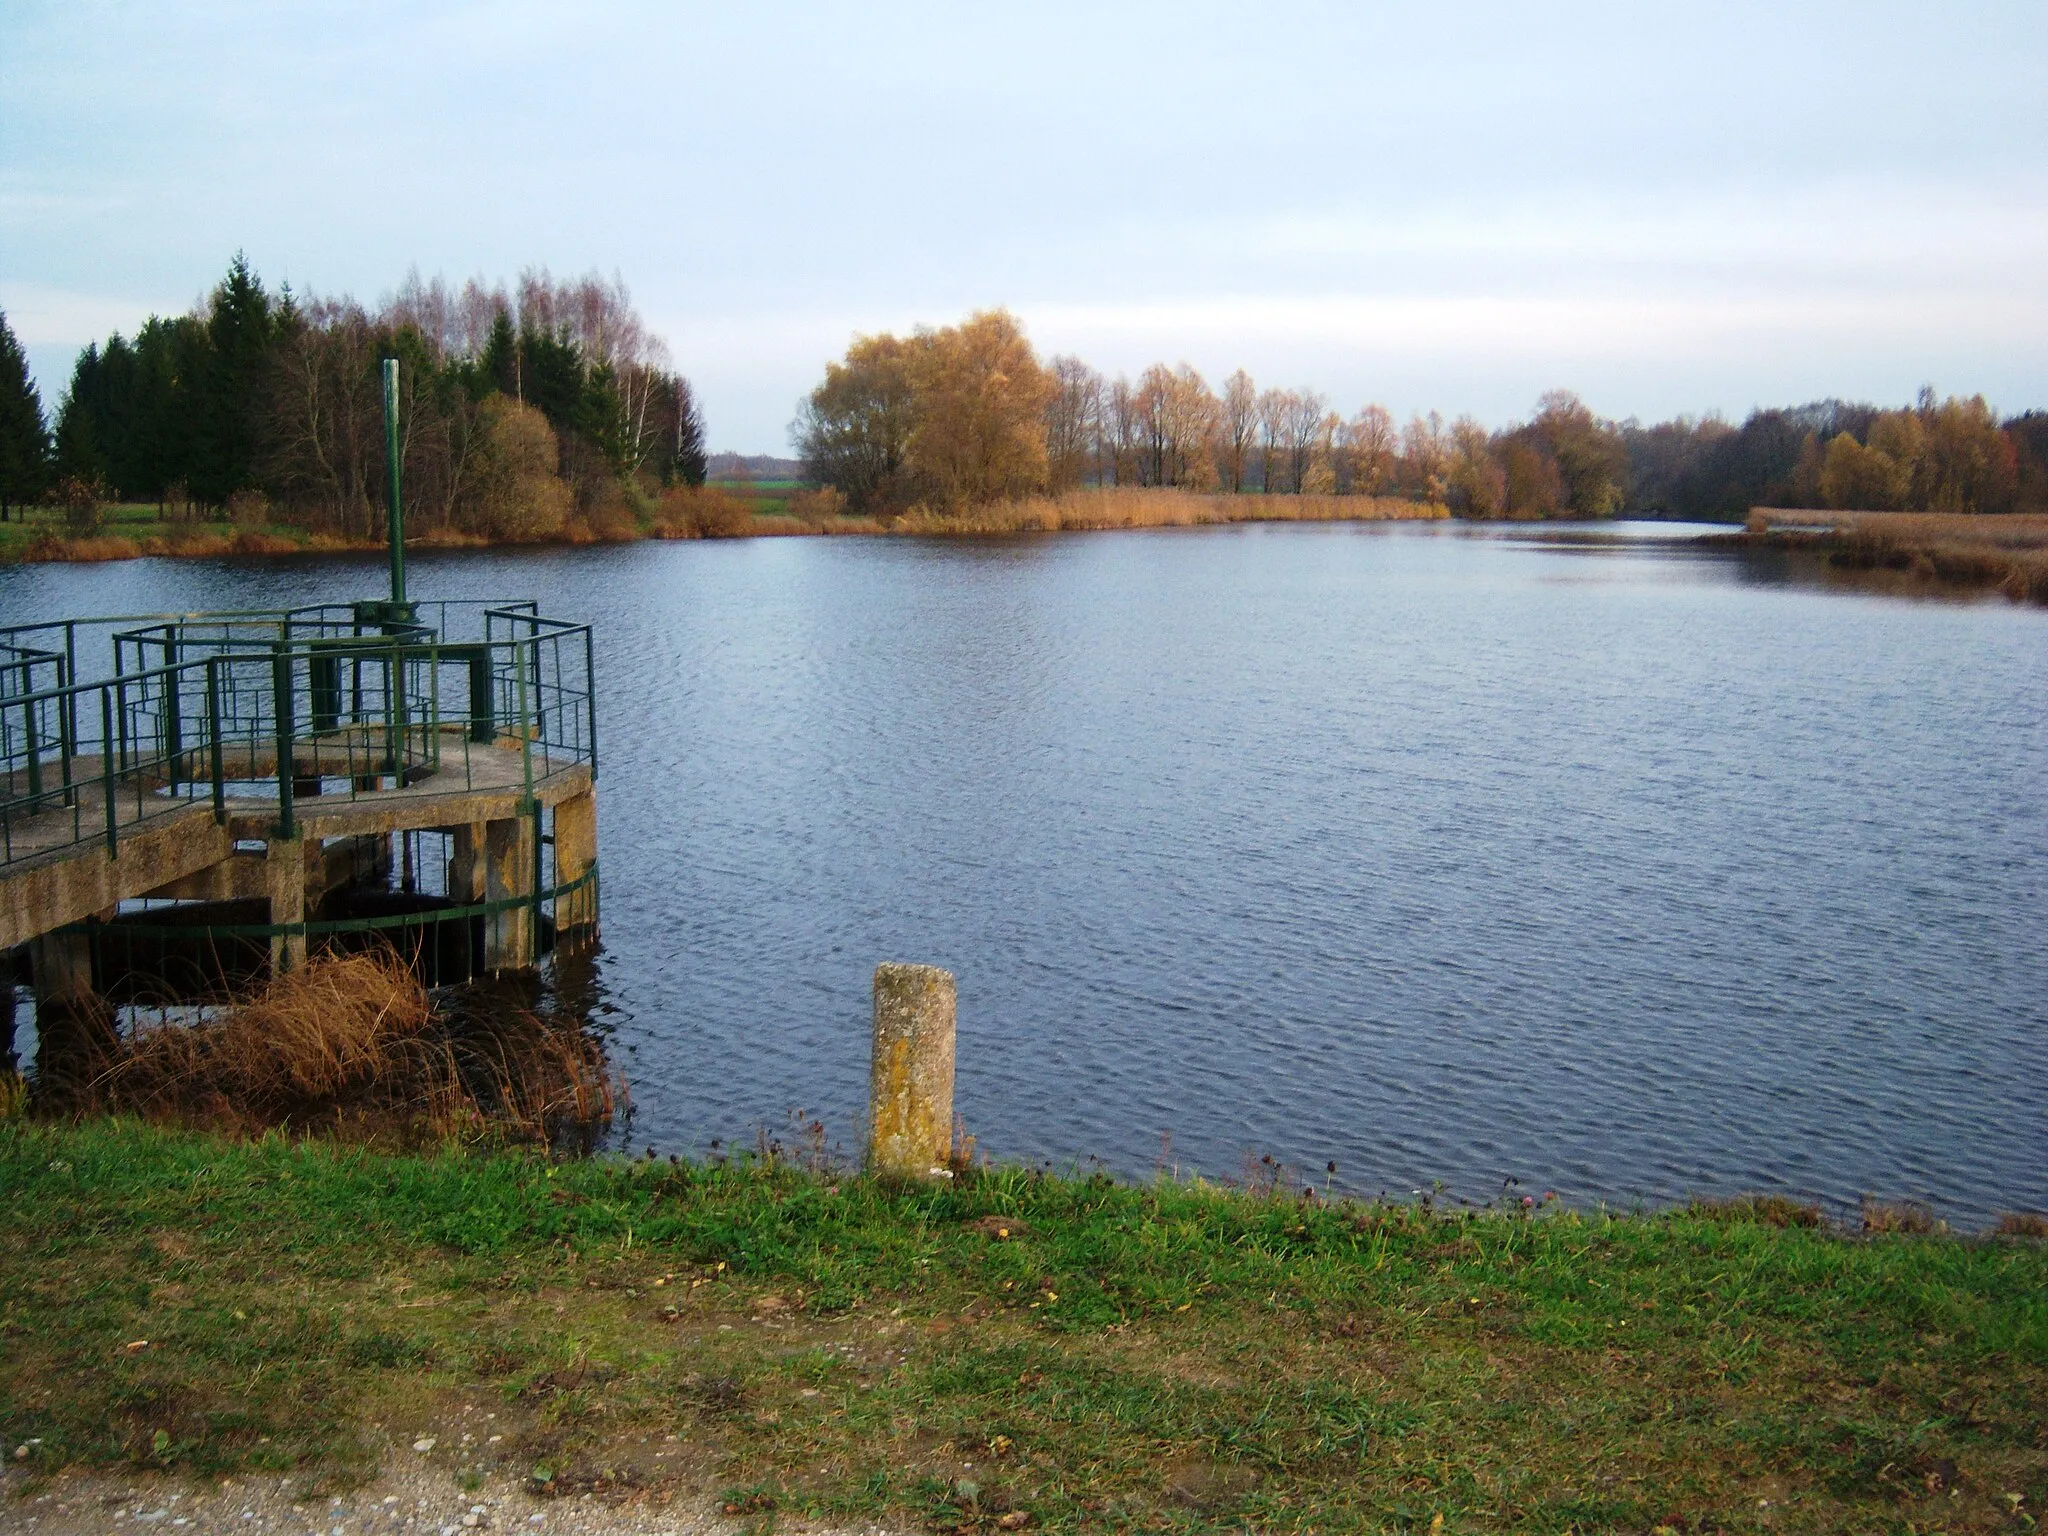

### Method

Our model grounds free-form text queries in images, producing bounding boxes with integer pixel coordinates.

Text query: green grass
[0,502,321,561]
[2,1119,2044,1532]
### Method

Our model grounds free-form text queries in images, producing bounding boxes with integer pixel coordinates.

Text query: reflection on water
[5,522,2044,1221]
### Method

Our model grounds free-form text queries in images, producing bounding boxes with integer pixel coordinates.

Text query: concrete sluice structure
[0,599,598,1073]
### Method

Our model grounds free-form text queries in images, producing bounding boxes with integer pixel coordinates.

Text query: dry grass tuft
[1688,1194,1828,1229]
[1993,1211,2048,1239]
[80,952,618,1145]
[1861,1199,1942,1235]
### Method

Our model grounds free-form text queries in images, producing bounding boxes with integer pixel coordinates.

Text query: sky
[3,0,2045,453]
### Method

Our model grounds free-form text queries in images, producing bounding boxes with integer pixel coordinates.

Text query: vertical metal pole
[207,658,226,825]
[23,691,41,800]
[272,643,296,842]
[382,357,407,607]
[56,650,74,808]
[162,627,183,790]
[100,688,118,857]
[583,626,598,777]
[383,642,402,779]
[62,621,78,755]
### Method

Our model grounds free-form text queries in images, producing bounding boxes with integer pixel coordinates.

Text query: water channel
[6,521,2044,1221]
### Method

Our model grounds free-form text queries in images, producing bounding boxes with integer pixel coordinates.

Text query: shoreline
[0,490,1453,567]
[10,498,2048,611]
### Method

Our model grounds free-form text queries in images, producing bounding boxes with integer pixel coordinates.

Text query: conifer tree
[670,374,707,486]
[192,252,276,504]
[480,311,520,399]
[54,342,112,484]
[0,309,49,520]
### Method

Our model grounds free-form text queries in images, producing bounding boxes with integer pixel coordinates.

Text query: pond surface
[6,522,2045,1221]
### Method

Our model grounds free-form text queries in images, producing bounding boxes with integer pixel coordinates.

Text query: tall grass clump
[73,952,618,1145]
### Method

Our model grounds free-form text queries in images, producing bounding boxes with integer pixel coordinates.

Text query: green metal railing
[1,600,594,869]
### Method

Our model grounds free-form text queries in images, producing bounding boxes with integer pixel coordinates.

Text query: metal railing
[1,600,595,868]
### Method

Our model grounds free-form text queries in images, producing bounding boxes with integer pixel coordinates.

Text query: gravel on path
[1,1463,898,1536]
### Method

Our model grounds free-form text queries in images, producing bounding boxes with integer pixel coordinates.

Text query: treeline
[0,255,707,535]
[796,310,2048,520]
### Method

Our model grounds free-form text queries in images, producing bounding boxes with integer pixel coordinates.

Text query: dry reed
[895,487,1449,536]
[1749,510,2048,603]
[1993,1211,2048,1239]
[18,533,143,563]
[79,951,618,1145]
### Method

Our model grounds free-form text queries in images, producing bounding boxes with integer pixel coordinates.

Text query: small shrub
[53,475,107,536]
[656,485,753,539]
[785,486,848,525]
[225,488,271,528]
[1993,1211,2048,1239]
[579,478,643,542]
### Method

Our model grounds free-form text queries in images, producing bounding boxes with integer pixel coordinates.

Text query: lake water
[6,522,2045,1221]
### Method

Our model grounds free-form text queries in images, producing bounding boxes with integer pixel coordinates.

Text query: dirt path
[1,1462,898,1536]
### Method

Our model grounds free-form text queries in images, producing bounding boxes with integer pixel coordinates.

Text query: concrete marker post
[866,962,957,1179]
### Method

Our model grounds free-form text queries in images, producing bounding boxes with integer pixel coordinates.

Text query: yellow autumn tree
[905,310,1055,509]
[462,396,571,540]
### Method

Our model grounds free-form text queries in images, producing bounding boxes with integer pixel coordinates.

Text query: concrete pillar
[30,929,96,1011]
[266,834,307,974]
[483,814,535,972]
[30,927,115,1090]
[551,790,598,946]
[1,952,16,1076]
[865,963,957,1179]
[449,820,488,903]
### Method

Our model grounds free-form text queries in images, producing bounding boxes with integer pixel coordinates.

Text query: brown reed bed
[1748,509,2048,602]
[895,486,1449,536]
[56,951,619,1147]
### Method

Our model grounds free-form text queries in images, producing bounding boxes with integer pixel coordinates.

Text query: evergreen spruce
[0,309,50,520]
[672,374,708,486]
[480,311,520,399]
[54,342,112,484]
[192,252,276,505]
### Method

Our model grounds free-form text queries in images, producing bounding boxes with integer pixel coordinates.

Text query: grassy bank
[1745,510,2048,604]
[2,490,1451,565]
[2,1120,2043,1533]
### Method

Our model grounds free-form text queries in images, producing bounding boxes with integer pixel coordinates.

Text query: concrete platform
[1,736,592,954]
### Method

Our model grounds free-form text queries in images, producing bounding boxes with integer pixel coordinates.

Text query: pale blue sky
[4,1,2044,451]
